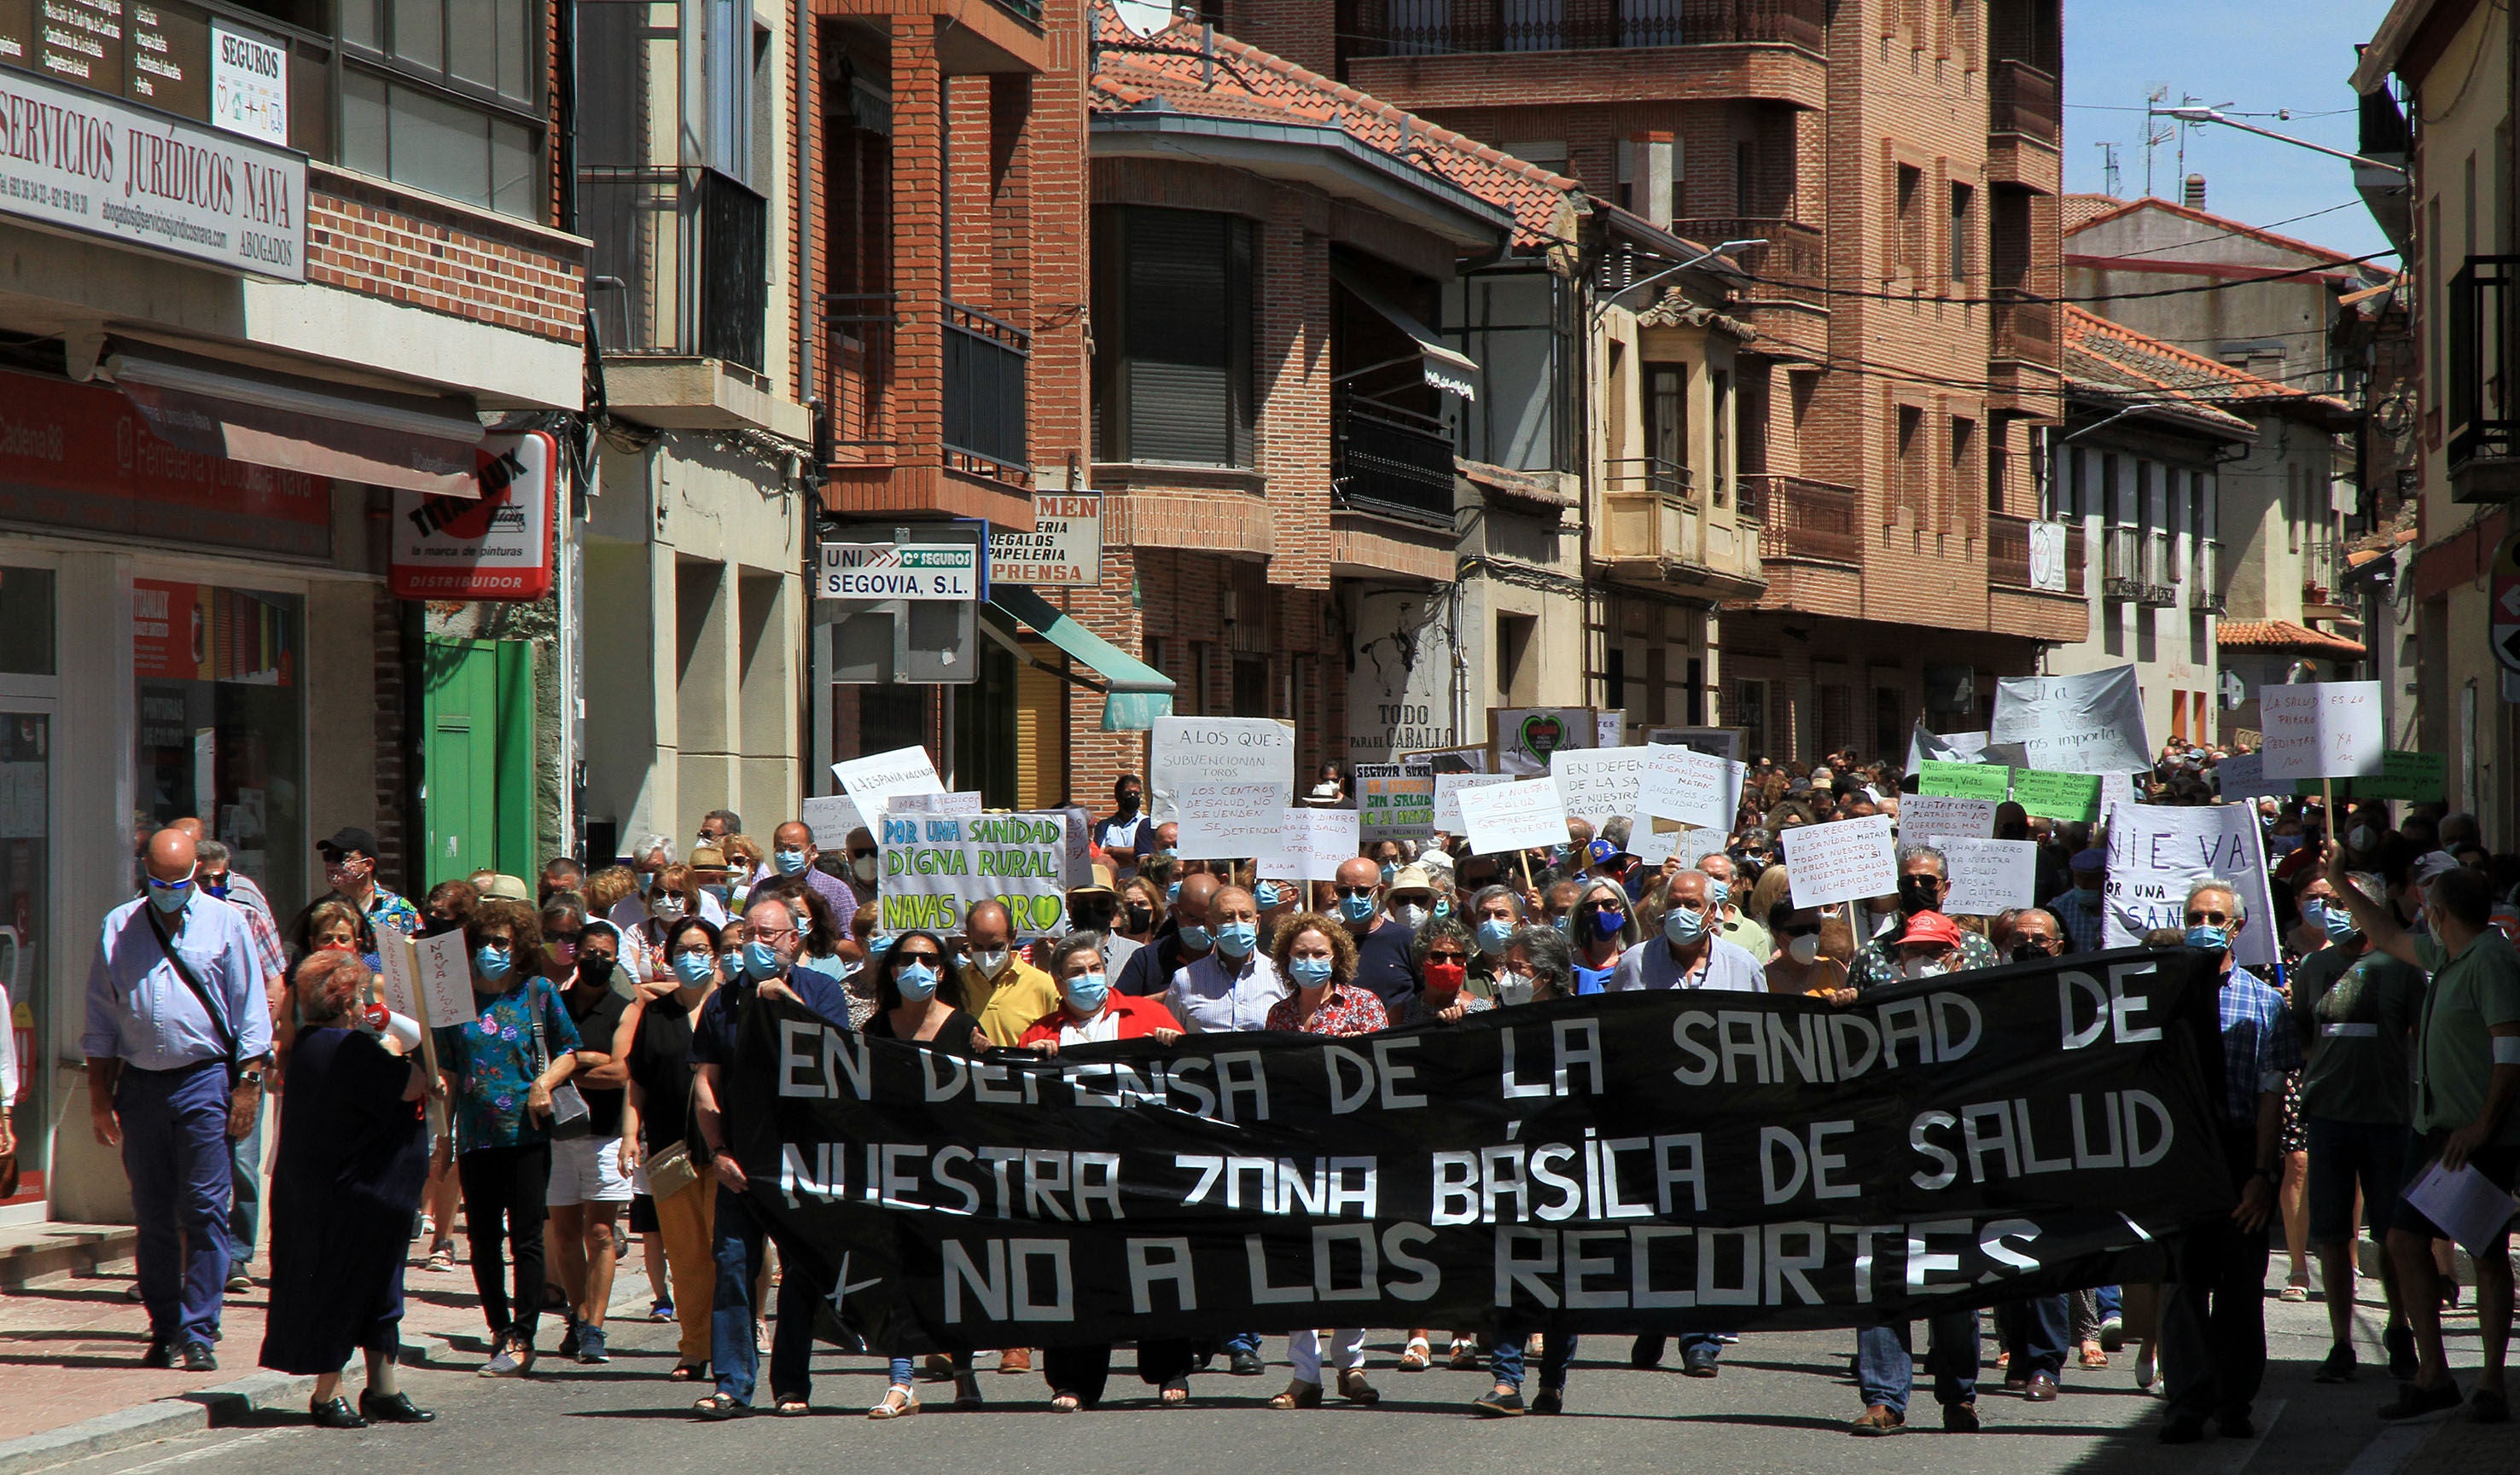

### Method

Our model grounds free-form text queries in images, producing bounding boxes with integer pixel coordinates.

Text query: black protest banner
[720,949,2231,1353]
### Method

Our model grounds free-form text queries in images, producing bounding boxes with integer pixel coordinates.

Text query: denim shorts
[2303,1117,2409,1245]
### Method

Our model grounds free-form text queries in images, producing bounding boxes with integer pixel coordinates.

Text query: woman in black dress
[259,950,438,1428]
[862,931,988,1419]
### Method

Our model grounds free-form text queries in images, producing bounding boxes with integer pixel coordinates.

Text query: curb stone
[0,1371,318,1475]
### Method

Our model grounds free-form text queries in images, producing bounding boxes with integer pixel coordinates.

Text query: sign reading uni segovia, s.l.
[818,541,981,601]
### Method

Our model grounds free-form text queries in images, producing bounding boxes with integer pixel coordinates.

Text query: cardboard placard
[1434,771,1514,833]
[2011,769,2102,823]
[1454,778,1574,857]
[1275,807,1361,884]
[1779,815,1898,909]
[2257,680,2386,781]
[1930,836,2038,916]
[1174,782,1290,862]
[1918,760,2012,802]
[1354,761,1435,844]
[800,793,864,845]
[1896,793,1997,841]
[1596,710,1627,749]
[2212,752,2287,802]
[1991,665,2151,776]
[1490,707,1592,776]
[1549,746,1656,828]
[1151,717,1296,823]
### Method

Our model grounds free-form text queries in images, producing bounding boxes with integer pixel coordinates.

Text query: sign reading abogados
[876,811,1072,938]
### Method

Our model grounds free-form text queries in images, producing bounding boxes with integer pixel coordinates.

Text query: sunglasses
[1776,922,1821,938]
[1424,949,1468,964]
[547,930,583,945]
[1334,885,1376,898]
[2185,909,2230,926]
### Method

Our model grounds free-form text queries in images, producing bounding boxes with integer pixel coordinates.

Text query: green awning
[981,585,1176,731]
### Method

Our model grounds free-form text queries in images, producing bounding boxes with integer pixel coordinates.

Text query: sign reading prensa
[818,542,981,601]
[388,434,556,601]
[989,494,1103,585]
[0,66,306,280]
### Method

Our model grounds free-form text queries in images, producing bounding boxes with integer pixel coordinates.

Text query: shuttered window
[1015,638,1067,810]
[1091,206,1255,467]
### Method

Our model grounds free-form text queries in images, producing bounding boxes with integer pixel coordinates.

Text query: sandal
[693,1392,748,1420]
[1338,1368,1381,1405]
[423,1246,455,1273]
[774,1398,812,1418]
[1160,1375,1190,1406]
[953,1373,984,1409]
[669,1363,708,1382]
[2081,1341,2109,1369]
[865,1385,917,1420]
[1447,1339,1481,1371]
[1269,1379,1323,1410]
[1049,1390,1085,1413]
[1397,1338,1432,1372]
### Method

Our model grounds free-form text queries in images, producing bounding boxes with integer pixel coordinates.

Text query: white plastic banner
[1990,665,2150,776]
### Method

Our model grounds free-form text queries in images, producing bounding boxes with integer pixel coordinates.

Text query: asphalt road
[38,1273,2469,1475]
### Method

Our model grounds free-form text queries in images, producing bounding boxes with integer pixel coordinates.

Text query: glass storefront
[0,565,52,1207]
[131,579,309,913]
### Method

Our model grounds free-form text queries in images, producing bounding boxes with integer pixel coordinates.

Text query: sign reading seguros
[818,542,981,601]
[389,433,556,601]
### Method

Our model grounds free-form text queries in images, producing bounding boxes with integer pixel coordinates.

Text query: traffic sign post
[2495,527,2520,675]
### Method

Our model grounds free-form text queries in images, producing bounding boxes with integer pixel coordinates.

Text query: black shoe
[310,1397,366,1430]
[1471,1388,1526,1417]
[141,1341,177,1369]
[2384,1323,2418,1381]
[2158,1413,2207,1443]
[2217,1409,2256,1439]
[1681,1345,1720,1379]
[1229,1349,1264,1376]
[360,1391,436,1424]
[1532,1385,1563,1416]
[1628,1336,1664,1370]
[2377,1379,2463,1420]
[2023,1373,2059,1402]
[2315,1344,2359,1384]
[557,1317,581,1359]
[1943,1400,1981,1432]
[178,1341,218,1373]
[2470,1389,2510,1425]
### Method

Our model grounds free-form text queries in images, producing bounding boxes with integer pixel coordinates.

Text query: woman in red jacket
[1018,933,1189,1410]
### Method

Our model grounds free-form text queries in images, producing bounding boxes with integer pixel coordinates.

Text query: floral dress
[431,974,580,1153]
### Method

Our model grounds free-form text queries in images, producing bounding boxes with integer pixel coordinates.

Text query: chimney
[2183,173,2207,210]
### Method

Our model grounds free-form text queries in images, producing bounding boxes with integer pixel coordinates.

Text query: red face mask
[1422,961,1467,993]
[323,938,357,953]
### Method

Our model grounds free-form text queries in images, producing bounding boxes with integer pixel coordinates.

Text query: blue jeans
[2096,1284,2122,1321]
[1221,1331,1262,1356]
[1998,1296,2071,1379]
[119,1061,233,1348]
[892,1350,968,1385]
[226,1117,261,1269]
[1488,1331,1578,1391]
[1630,1333,1726,1367]
[1855,1311,1980,1414]
[709,1189,829,1404]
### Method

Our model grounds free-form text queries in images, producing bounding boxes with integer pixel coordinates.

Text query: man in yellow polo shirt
[954,898,1060,1045]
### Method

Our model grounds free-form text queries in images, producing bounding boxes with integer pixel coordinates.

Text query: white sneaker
[2134,1344,2156,1392]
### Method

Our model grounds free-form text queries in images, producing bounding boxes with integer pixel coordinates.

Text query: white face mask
[1395,903,1429,929]
[1788,933,1821,965]
[1495,970,1536,1007]
[1900,955,1951,981]
[853,855,879,883]
[971,947,1009,977]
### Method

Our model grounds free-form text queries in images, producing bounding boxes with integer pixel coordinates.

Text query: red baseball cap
[1895,911,1964,950]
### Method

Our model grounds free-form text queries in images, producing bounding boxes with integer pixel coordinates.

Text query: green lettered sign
[1918,760,2011,802]
[2012,769,2102,822]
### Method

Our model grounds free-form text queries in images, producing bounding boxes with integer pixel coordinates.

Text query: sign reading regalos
[389,433,556,601]
[0,65,306,280]
[988,493,1102,585]
[818,541,981,601]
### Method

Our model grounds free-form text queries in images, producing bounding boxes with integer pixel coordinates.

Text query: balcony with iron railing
[1987,513,2085,597]
[819,293,1031,487]
[582,166,770,374]
[1345,0,1825,58]
[944,302,1031,485]
[1743,473,1861,566]
[2191,540,2226,613]
[2448,254,2520,501]
[1988,59,2059,147]
[2138,528,2179,607]
[1334,396,1459,527]
[824,293,901,463]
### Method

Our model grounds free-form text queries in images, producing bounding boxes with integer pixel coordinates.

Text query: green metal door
[422,638,535,886]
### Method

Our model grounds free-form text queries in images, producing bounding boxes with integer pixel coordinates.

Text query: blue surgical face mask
[774,848,809,876]
[474,944,512,982]
[2185,924,2230,955]
[1254,881,1284,909]
[2312,898,2358,943]
[1476,917,1515,955]
[1433,897,1452,920]
[1337,891,1377,924]
[1167,880,1183,905]
[1663,906,1708,946]
[1379,862,1399,886]
[146,876,194,914]
[672,949,716,987]
[1705,879,1731,910]
[1178,922,1213,951]
[1590,906,1627,940]
[1289,956,1335,987]
[1062,972,1109,1013]
[895,961,940,1002]
[742,939,783,979]
[1215,920,1258,957]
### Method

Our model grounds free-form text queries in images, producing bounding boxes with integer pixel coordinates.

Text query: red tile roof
[1089,6,1584,248]
[2064,305,2350,427]
[2063,194,2125,232]
[2217,618,2368,658]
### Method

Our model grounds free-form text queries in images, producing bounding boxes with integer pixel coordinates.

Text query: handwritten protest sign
[2101,772,2137,822]
[2012,769,2101,822]
[829,745,946,831]
[1550,747,1656,828]
[1274,807,1359,884]
[1897,793,1996,841]
[1990,665,2150,775]
[2307,750,2447,803]
[1434,771,1513,832]
[2210,752,2286,802]
[2104,803,2278,967]
[877,810,1073,938]
[2257,681,2385,781]
[1151,717,1295,822]
[1632,746,1745,834]
[1930,836,2038,916]
[1597,710,1627,749]
[1455,778,1573,856]
[1175,782,1289,862]
[1491,707,1592,775]
[1918,760,2011,802]
[1629,822,1708,868]
[887,791,985,816]
[1780,815,1898,909]
[1354,762,1435,843]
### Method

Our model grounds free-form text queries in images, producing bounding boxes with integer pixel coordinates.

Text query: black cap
[317,826,381,860]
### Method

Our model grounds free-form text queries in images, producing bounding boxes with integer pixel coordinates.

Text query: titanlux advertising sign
[0,64,305,279]
[719,949,2232,1350]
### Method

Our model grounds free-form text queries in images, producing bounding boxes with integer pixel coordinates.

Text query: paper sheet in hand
[2258,681,2387,781]
[1455,778,1572,856]
[1175,783,1289,862]
[1930,836,2037,916]
[2403,1161,2520,1258]
[1779,815,1898,909]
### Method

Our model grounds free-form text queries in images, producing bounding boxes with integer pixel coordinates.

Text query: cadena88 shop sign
[389,433,556,601]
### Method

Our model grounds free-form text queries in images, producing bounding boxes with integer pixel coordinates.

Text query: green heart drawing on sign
[1522,712,1566,758]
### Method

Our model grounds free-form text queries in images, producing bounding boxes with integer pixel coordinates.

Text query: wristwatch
[238,1068,265,1086]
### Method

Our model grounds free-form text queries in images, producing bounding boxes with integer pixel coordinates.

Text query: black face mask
[1898,874,1942,915]
[2010,939,2056,964]
[1125,903,1155,932]
[579,955,615,984]
[1116,793,1142,815]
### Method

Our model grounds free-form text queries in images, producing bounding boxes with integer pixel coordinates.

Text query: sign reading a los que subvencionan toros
[388,433,556,601]
[818,542,980,601]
